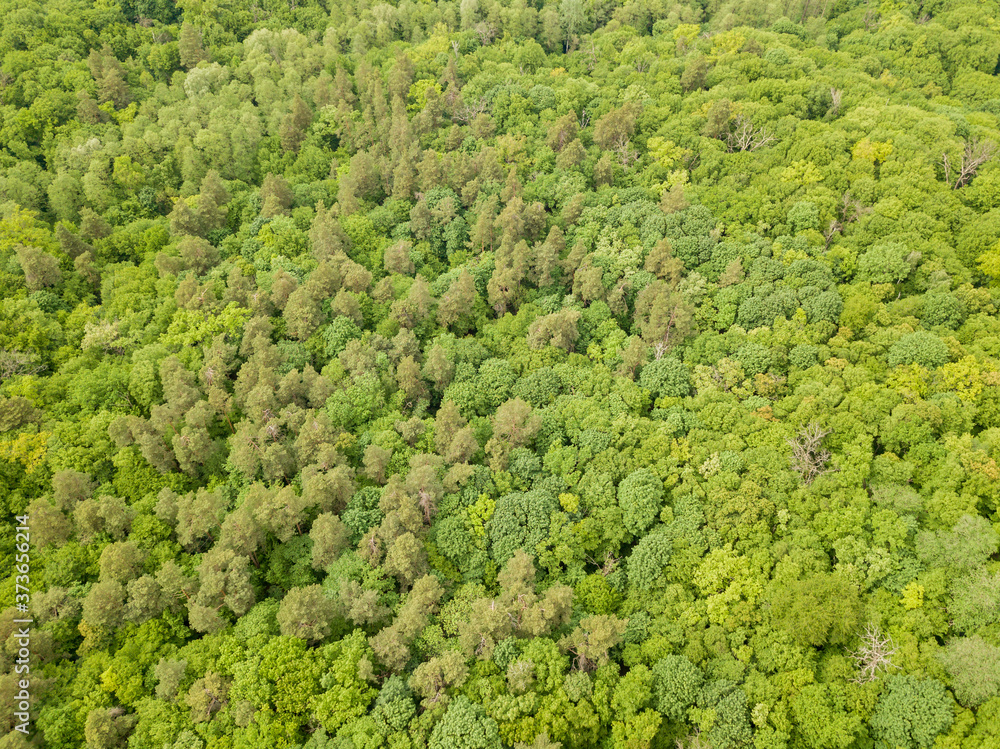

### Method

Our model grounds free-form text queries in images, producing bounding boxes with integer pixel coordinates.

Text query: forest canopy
[2,0,1000,747]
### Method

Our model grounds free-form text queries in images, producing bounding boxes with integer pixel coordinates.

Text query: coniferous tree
[179,22,208,69]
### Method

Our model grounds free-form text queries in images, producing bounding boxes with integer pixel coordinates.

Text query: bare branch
[613,134,640,169]
[676,729,711,749]
[726,114,776,152]
[787,422,832,484]
[452,96,488,124]
[823,219,842,250]
[585,41,598,72]
[0,348,46,381]
[943,138,996,189]
[474,22,496,46]
[600,551,618,577]
[862,0,879,31]
[829,87,842,116]
[838,191,870,224]
[849,623,899,684]
[418,488,437,525]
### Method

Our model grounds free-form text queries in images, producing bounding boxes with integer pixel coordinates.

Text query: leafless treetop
[849,623,899,684]
[788,422,832,484]
[726,114,777,153]
[943,138,996,189]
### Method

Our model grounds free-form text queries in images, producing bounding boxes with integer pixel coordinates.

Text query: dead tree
[418,489,437,525]
[452,96,488,124]
[0,348,46,381]
[726,114,776,152]
[829,87,842,116]
[676,730,711,749]
[824,192,870,249]
[942,138,996,189]
[788,423,832,484]
[613,135,640,168]
[849,623,899,684]
[474,22,496,46]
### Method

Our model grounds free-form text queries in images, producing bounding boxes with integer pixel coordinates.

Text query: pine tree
[56,223,93,259]
[396,355,427,403]
[197,169,230,233]
[468,195,499,253]
[384,240,415,275]
[16,244,62,291]
[311,513,351,569]
[169,197,202,237]
[280,95,313,153]
[179,22,208,69]
[260,173,293,217]
[555,138,587,170]
[97,64,131,109]
[423,343,455,390]
[417,150,444,191]
[76,91,103,124]
[309,201,350,261]
[546,112,579,151]
[438,269,477,331]
[388,52,415,101]
[79,207,112,241]
[531,226,564,286]
[644,238,684,284]
[392,145,418,200]
[500,167,521,203]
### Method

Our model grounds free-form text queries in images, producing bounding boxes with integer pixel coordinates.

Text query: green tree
[15,244,62,291]
[178,22,207,69]
[277,585,337,643]
[617,469,665,536]
[84,707,136,749]
[280,95,313,153]
[938,637,1000,707]
[559,615,628,672]
[869,675,954,749]
[887,331,950,369]
[768,572,861,648]
[638,357,690,399]
[790,683,863,749]
[651,655,703,722]
[429,695,503,749]
[312,513,351,569]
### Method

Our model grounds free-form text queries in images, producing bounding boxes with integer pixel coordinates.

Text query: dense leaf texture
[1,0,999,747]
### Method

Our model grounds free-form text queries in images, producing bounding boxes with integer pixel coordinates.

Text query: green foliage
[869,675,954,749]
[790,683,862,749]
[937,636,1000,708]
[638,357,691,399]
[617,469,665,536]
[887,331,950,369]
[696,680,753,749]
[428,696,503,749]
[768,572,861,648]
[921,292,966,329]
[651,655,704,722]
[949,570,1000,633]
[856,242,913,284]
[488,490,557,564]
[4,0,1000,745]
